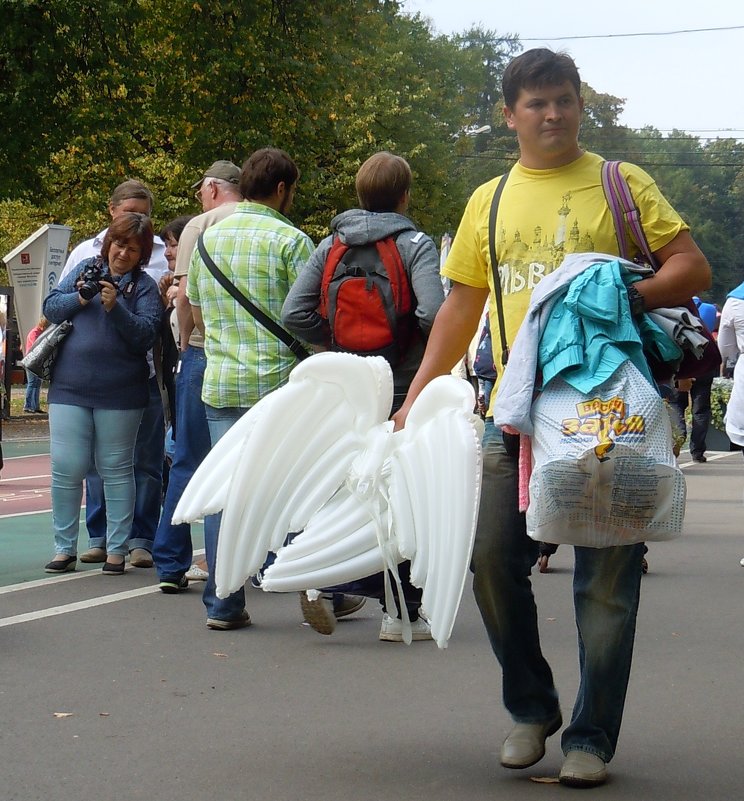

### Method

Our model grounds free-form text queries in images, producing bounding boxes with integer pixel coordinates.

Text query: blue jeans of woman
[202,404,249,622]
[153,346,211,579]
[471,420,644,763]
[24,369,42,412]
[84,375,164,553]
[49,404,144,557]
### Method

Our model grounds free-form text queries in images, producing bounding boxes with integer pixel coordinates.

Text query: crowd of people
[35,48,731,789]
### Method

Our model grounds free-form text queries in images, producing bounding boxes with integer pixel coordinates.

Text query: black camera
[78,260,118,301]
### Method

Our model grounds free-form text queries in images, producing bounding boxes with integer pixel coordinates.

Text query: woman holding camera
[42,212,163,575]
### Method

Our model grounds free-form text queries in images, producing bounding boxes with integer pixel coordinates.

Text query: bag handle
[601,160,659,269]
[197,234,309,361]
[487,171,511,364]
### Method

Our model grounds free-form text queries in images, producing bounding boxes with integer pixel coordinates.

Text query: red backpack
[319,235,414,365]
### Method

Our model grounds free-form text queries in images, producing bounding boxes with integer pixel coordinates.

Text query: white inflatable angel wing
[263,374,483,648]
[173,353,484,648]
[172,352,393,586]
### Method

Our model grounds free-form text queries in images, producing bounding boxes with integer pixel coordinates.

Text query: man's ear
[108,201,116,218]
[503,105,515,130]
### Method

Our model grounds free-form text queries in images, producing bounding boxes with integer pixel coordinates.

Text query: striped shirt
[188,201,314,408]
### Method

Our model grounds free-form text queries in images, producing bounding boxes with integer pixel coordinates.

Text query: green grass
[6,382,48,416]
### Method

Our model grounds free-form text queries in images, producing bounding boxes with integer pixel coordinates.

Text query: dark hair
[160,215,194,243]
[109,179,154,213]
[355,152,412,212]
[240,147,299,200]
[502,48,581,108]
[101,212,154,269]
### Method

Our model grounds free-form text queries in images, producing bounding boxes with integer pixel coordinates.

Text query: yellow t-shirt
[443,152,688,409]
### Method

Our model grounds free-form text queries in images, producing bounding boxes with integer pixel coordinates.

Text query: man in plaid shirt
[188,147,313,630]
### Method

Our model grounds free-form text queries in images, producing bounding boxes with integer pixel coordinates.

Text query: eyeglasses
[194,179,214,201]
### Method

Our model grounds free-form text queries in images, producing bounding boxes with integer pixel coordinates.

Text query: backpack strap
[600,160,659,269]
[319,236,348,316]
[488,170,511,365]
[197,234,309,361]
[376,236,411,314]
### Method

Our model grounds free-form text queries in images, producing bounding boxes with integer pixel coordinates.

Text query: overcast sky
[404,0,744,140]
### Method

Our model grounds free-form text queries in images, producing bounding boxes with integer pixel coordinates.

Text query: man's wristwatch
[627,283,646,318]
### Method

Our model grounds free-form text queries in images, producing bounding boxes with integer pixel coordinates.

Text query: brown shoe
[129,548,153,568]
[79,547,107,563]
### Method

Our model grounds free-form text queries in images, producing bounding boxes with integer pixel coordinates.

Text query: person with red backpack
[282,150,445,641]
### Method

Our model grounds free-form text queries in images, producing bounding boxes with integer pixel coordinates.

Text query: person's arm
[392,281,489,430]
[281,240,331,345]
[176,277,195,349]
[42,268,92,322]
[407,235,446,336]
[191,302,205,336]
[632,230,711,310]
[717,301,740,365]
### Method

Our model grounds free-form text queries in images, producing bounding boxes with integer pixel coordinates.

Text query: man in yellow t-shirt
[393,48,711,788]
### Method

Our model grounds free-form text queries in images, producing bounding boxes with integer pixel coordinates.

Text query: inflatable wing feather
[388,377,484,646]
[263,372,484,648]
[173,352,483,648]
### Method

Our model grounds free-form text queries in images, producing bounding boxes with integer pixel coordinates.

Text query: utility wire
[517,25,744,42]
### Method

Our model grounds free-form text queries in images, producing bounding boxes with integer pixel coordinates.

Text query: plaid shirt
[188,201,314,408]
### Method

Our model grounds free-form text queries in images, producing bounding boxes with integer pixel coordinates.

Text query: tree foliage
[1,1,742,302]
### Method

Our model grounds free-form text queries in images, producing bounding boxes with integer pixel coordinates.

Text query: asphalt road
[1,444,743,801]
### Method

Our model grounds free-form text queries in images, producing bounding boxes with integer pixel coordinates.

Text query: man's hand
[676,377,694,392]
[391,281,489,432]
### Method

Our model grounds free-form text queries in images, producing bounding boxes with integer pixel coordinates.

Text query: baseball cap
[190,160,241,189]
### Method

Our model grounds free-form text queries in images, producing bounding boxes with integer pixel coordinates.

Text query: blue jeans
[24,369,42,412]
[49,404,143,556]
[153,347,211,579]
[471,420,644,763]
[85,376,165,552]
[202,404,249,621]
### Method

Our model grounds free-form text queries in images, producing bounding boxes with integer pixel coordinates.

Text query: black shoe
[159,576,189,594]
[102,560,126,575]
[44,555,77,573]
[692,453,707,463]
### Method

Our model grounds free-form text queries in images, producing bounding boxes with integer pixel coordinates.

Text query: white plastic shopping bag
[528,361,685,547]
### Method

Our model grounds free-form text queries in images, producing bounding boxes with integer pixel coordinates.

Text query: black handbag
[20,320,73,381]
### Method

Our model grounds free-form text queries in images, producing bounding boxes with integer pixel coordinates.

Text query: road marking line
[0,507,52,519]
[0,550,206,595]
[0,569,101,595]
[679,451,736,469]
[0,585,162,628]
[0,473,52,482]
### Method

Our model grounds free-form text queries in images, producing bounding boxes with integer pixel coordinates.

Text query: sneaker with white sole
[379,613,433,642]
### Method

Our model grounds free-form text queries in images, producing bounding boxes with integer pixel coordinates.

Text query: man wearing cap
[153,160,244,592]
[186,147,314,629]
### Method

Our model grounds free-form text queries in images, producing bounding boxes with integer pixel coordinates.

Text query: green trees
[1,2,742,301]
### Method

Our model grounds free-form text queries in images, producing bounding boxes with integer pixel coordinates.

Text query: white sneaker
[379,613,432,642]
[740,557,744,567]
